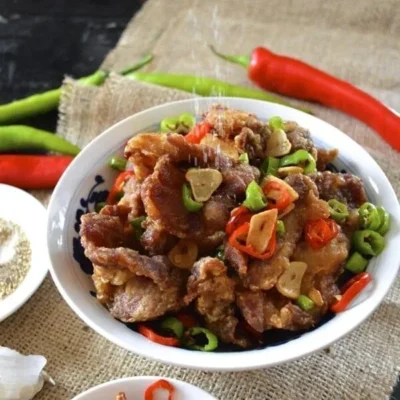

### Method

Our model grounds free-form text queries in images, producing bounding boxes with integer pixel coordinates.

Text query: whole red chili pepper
[0,154,73,189]
[211,46,400,151]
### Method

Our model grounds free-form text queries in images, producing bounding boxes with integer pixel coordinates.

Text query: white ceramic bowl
[47,97,400,371]
[0,184,49,322]
[72,376,215,400]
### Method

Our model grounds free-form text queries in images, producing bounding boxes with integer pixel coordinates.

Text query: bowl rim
[47,97,400,371]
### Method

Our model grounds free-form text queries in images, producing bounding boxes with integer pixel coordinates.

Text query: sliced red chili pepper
[263,181,291,211]
[184,122,212,144]
[225,206,253,235]
[145,379,175,400]
[304,218,339,250]
[176,313,197,329]
[330,272,372,313]
[229,222,277,260]
[107,171,134,204]
[138,324,180,347]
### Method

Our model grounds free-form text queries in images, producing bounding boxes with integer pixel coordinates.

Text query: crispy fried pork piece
[115,393,126,400]
[197,231,225,255]
[80,213,125,249]
[284,123,318,160]
[309,171,367,209]
[316,148,338,171]
[245,175,330,290]
[141,220,177,256]
[204,105,265,139]
[224,240,248,276]
[294,230,350,294]
[109,273,184,322]
[234,126,269,159]
[124,133,176,181]
[237,289,313,332]
[118,174,144,219]
[185,257,249,347]
[141,135,259,239]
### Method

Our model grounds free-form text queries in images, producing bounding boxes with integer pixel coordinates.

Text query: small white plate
[0,184,49,322]
[72,376,216,400]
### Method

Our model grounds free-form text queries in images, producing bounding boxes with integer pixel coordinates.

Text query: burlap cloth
[1,0,399,399]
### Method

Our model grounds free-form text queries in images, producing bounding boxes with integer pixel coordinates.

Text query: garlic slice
[276,261,308,299]
[185,168,223,202]
[201,134,239,159]
[278,166,304,177]
[168,239,198,269]
[262,175,299,203]
[265,129,292,157]
[246,209,278,254]
[308,287,324,307]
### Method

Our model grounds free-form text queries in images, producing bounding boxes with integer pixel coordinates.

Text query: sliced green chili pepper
[243,181,266,212]
[353,230,385,257]
[0,126,80,156]
[268,116,284,131]
[280,149,317,174]
[376,206,390,236]
[328,199,349,223]
[95,202,106,213]
[160,317,184,339]
[160,113,196,133]
[126,72,313,113]
[216,246,225,261]
[109,156,127,171]
[345,252,369,274]
[0,54,153,125]
[296,295,314,311]
[276,220,285,236]
[358,202,381,231]
[185,327,218,351]
[260,156,280,176]
[238,153,249,163]
[131,216,146,240]
[182,183,203,212]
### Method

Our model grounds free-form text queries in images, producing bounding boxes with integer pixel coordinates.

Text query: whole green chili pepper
[160,113,196,133]
[238,153,249,163]
[296,295,314,311]
[95,202,106,213]
[0,54,153,125]
[353,230,385,256]
[160,317,184,339]
[185,327,218,351]
[260,156,280,176]
[345,252,369,274]
[328,199,349,223]
[276,220,285,236]
[268,116,284,131]
[358,202,380,231]
[376,206,390,236]
[126,72,313,114]
[0,126,80,155]
[131,216,146,240]
[243,181,266,212]
[182,183,203,212]
[280,149,317,174]
[109,156,127,171]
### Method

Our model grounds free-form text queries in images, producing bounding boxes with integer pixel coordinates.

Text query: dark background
[0,0,398,397]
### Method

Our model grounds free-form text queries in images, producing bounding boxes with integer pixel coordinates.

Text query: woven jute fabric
[1,0,400,399]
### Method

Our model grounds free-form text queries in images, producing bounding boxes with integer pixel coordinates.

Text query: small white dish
[0,184,49,322]
[72,376,216,400]
[47,97,400,371]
